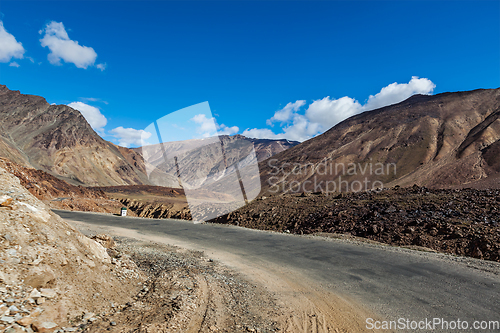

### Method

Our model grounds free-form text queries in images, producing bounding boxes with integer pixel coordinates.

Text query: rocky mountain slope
[0,85,149,186]
[135,134,298,189]
[258,88,500,195]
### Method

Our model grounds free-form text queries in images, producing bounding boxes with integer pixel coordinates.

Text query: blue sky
[0,1,499,146]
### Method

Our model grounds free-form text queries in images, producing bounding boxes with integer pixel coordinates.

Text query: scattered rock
[25,266,56,289]
[0,195,13,207]
[1,315,16,324]
[16,315,34,326]
[32,321,58,333]
[39,288,57,299]
[90,234,116,249]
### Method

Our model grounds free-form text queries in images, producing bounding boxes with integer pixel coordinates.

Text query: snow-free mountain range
[1,84,500,191]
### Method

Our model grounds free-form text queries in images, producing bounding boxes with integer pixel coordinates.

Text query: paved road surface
[54,210,500,329]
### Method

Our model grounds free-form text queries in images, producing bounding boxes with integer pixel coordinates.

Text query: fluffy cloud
[218,124,239,136]
[363,76,436,111]
[9,61,20,68]
[244,113,320,142]
[191,114,239,137]
[110,127,152,147]
[0,21,25,63]
[245,77,436,142]
[242,128,284,140]
[40,21,100,69]
[267,100,306,125]
[306,96,362,132]
[192,114,218,137]
[67,102,107,134]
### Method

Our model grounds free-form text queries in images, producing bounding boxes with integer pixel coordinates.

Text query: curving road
[54,209,500,331]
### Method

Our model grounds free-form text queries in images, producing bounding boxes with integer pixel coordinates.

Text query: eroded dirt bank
[0,166,143,333]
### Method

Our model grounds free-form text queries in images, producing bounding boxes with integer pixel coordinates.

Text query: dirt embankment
[211,185,500,262]
[0,165,144,332]
[0,158,125,214]
[93,185,192,220]
[118,198,191,220]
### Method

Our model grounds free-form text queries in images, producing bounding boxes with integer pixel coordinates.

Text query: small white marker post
[120,207,127,217]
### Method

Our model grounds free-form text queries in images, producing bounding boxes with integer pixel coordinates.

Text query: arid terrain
[0,85,149,186]
[2,84,500,332]
[0,85,296,188]
[0,157,128,215]
[67,232,282,333]
[93,185,190,219]
[0,165,144,333]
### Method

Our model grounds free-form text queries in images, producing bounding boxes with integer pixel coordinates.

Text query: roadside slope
[0,166,144,332]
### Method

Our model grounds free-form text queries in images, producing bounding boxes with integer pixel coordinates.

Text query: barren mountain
[0,85,297,188]
[258,88,500,195]
[136,134,298,188]
[0,85,149,186]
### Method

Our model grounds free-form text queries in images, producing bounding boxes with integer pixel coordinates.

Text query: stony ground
[211,185,500,262]
[74,234,281,333]
[0,166,146,333]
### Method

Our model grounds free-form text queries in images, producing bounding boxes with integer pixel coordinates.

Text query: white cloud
[96,63,107,71]
[40,21,100,69]
[242,128,284,140]
[218,124,239,136]
[67,101,107,134]
[80,97,108,104]
[267,100,306,125]
[244,77,436,142]
[8,61,20,68]
[192,114,218,137]
[0,21,25,63]
[191,114,239,137]
[110,127,152,147]
[306,96,362,131]
[363,76,436,111]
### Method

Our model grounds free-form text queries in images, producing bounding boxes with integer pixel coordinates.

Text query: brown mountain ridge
[0,85,149,186]
[258,87,500,195]
[0,85,298,188]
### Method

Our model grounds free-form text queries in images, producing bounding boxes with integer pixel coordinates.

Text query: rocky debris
[92,185,185,198]
[0,195,13,208]
[119,198,191,220]
[80,236,279,333]
[0,166,146,333]
[211,185,500,262]
[89,235,115,249]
